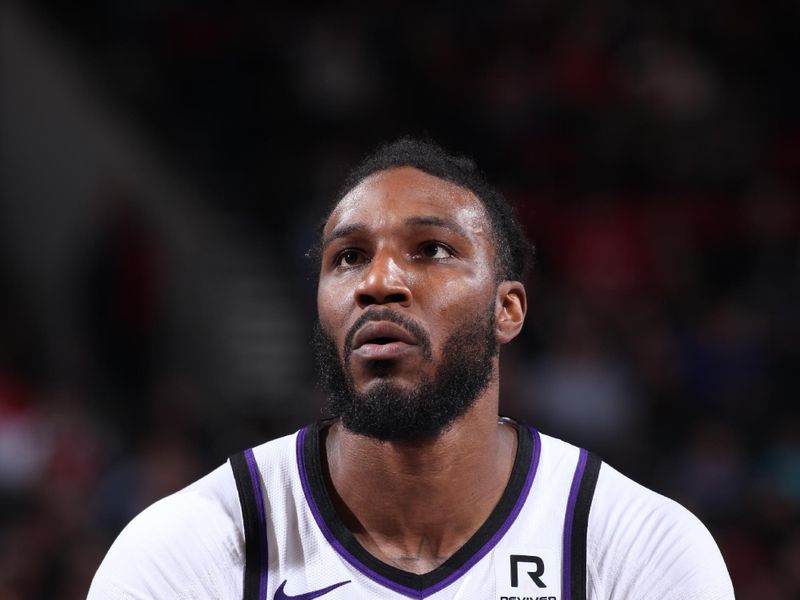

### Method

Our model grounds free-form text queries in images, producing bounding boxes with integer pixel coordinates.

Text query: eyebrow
[323,216,470,249]
[322,223,368,249]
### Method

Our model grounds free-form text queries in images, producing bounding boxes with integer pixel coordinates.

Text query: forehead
[324,167,491,237]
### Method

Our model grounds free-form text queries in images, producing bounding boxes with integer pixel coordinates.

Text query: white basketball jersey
[89,420,734,599]
[231,421,597,600]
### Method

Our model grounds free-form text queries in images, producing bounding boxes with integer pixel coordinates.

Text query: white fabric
[89,428,734,599]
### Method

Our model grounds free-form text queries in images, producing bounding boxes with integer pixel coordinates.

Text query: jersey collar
[296,419,541,598]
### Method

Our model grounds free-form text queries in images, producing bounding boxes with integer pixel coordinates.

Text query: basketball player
[89,139,734,599]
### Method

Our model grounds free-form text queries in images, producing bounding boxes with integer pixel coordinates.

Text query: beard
[312,306,498,442]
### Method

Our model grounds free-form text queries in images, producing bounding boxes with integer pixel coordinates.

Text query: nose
[355,251,412,308]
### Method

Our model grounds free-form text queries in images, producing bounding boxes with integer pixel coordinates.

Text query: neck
[322,388,517,574]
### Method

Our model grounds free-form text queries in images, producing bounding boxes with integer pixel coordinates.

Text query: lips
[352,321,418,350]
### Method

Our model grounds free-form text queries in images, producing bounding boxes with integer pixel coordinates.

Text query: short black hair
[313,137,534,281]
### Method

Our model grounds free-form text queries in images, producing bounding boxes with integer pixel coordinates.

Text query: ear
[495,281,527,345]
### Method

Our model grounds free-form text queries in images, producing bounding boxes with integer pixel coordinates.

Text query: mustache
[343,308,432,361]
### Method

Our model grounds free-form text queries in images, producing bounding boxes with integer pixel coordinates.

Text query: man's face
[315,167,502,441]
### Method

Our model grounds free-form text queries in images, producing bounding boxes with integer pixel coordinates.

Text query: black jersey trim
[230,450,268,600]
[298,419,538,598]
[563,450,601,600]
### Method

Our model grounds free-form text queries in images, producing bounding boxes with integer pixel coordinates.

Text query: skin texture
[317,166,527,574]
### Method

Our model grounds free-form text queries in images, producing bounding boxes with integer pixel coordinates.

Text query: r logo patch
[510,555,546,588]
[495,549,558,599]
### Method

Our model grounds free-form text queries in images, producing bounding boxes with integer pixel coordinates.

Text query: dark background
[1,1,798,597]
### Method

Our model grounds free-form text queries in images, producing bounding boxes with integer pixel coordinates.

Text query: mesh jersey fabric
[89,423,734,600]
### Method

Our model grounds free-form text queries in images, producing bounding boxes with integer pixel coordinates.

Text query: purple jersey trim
[296,425,541,599]
[561,447,588,600]
[421,426,541,598]
[245,448,269,600]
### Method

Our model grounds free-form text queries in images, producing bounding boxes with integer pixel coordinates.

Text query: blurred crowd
[1,2,799,598]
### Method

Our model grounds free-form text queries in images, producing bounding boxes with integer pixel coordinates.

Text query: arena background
[1,2,798,597]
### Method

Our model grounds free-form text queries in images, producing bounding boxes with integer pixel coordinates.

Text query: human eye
[335,248,368,268]
[416,241,455,260]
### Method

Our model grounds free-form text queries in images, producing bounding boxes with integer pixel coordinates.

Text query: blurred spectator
[521,300,642,466]
[82,191,164,439]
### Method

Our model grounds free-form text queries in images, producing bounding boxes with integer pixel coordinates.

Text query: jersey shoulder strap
[230,449,268,600]
[563,449,602,600]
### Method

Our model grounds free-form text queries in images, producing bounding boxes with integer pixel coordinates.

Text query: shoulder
[587,461,734,600]
[88,461,243,599]
[89,430,302,600]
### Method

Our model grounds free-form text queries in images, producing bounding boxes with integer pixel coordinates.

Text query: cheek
[434,274,494,317]
[426,283,496,350]
[317,283,350,332]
